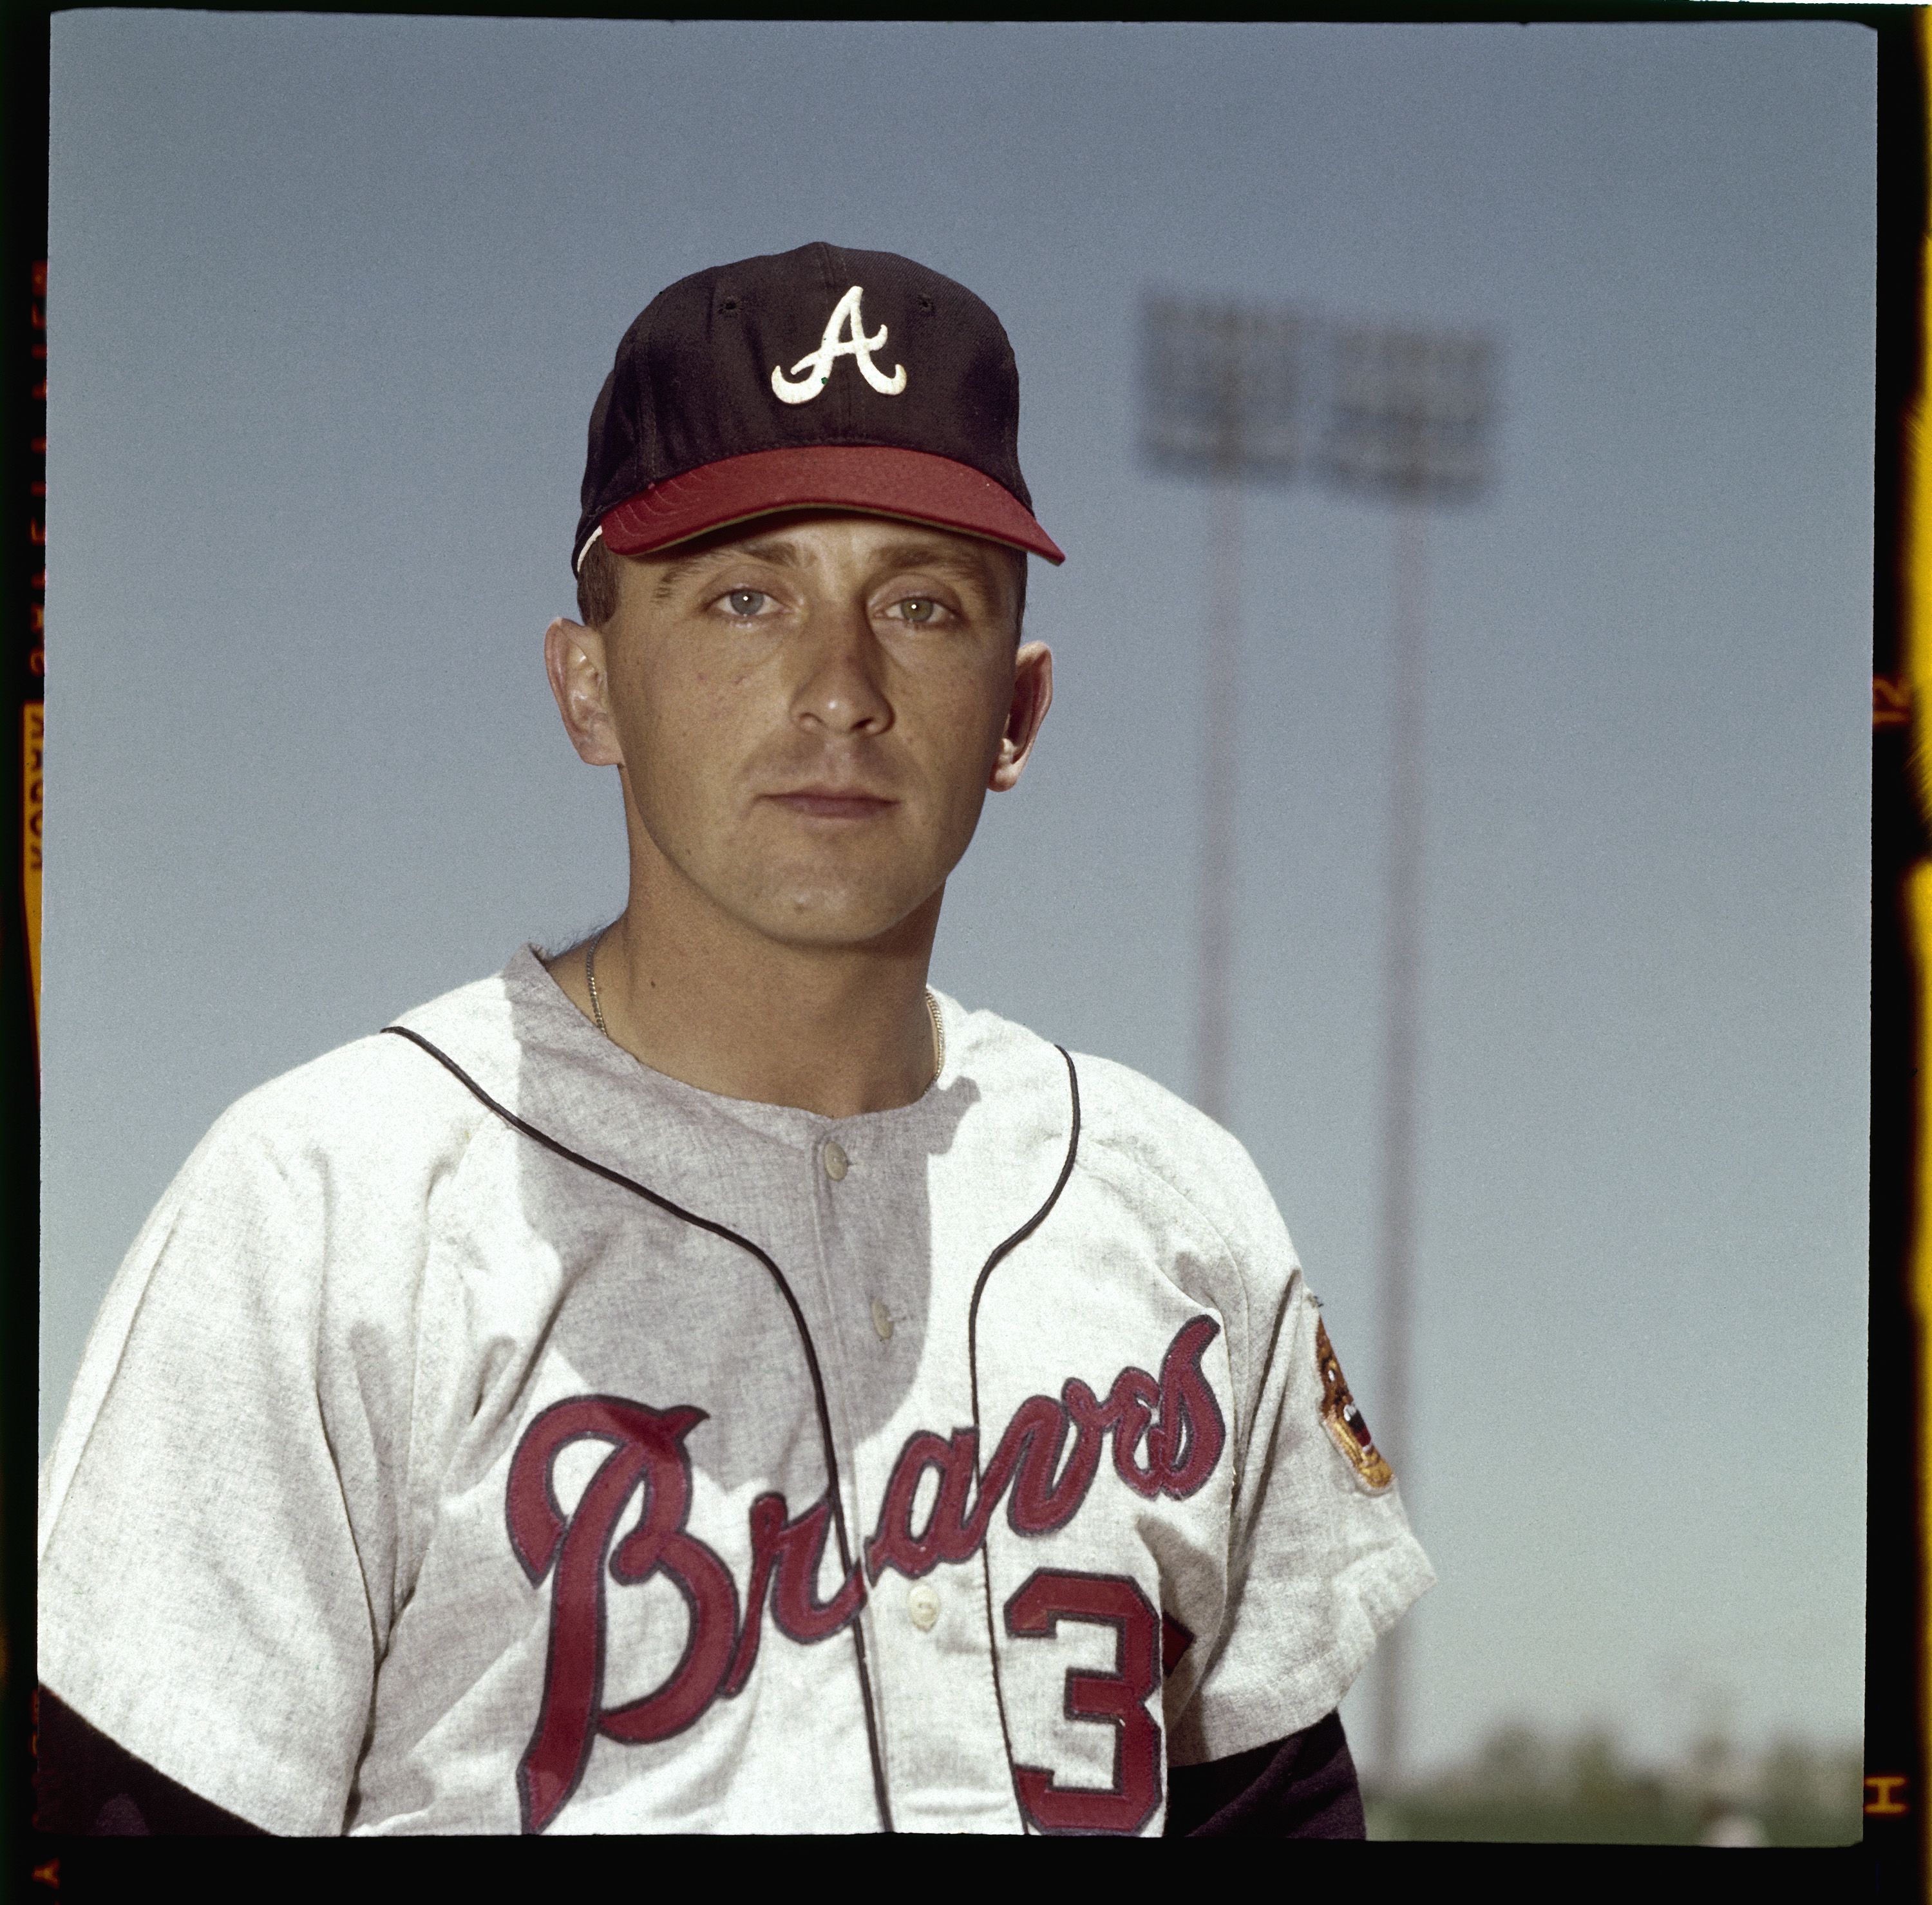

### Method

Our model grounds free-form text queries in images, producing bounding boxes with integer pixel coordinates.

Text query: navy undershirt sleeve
[1163,1711,1367,1837]
[33,1686,265,1837]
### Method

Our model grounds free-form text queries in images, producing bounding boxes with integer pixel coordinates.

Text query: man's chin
[735,877,939,953]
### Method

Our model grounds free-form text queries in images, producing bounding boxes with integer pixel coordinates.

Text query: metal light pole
[1197,474,1242,1128]
[1141,298,1307,1125]
[1142,301,1498,1790]
[1321,320,1498,1790]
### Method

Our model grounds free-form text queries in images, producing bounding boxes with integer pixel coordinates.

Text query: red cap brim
[596,445,1065,566]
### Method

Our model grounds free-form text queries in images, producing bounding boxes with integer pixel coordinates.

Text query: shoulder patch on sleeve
[1315,1318,1394,1493]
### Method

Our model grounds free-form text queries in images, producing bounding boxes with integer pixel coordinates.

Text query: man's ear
[545,617,625,768]
[989,641,1053,793]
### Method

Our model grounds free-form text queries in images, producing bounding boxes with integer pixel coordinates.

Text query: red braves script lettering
[864,1314,1225,1578]
[505,1318,1224,1832]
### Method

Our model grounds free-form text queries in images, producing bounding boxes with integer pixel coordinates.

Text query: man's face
[553,512,1052,952]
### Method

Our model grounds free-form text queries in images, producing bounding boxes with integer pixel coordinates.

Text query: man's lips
[766,788,897,819]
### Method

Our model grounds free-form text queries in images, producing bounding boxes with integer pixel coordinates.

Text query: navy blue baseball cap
[574,242,1064,575]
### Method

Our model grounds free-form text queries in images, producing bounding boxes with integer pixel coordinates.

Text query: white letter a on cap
[770,286,908,405]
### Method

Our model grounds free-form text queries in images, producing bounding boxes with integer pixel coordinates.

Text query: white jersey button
[907,1584,941,1632]
[871,1298,894,1341]
[822,1140,849,1182]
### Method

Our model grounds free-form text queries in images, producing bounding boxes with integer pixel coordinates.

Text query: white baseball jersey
[39,946,1433,1836]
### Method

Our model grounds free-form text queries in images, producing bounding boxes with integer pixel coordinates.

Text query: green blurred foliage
[1365,1725,1863,1845]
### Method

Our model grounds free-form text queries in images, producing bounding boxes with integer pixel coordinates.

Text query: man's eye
[723,589,770,618]
[895,598,941,625]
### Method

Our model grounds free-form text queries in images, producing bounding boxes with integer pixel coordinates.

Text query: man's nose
[790,604,893,735]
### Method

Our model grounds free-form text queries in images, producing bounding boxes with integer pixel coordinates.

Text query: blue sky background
[43,14,1873,1781]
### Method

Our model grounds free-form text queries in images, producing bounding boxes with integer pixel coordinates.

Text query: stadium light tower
[1320,319,1498,1792]
[1140,298,1308,1124]
[1141,299,1497,1792]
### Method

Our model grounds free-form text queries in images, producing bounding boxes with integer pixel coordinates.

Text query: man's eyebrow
[647,533,999,602]
[647,536,808,602]
[865,540,1000,584]
[647,553,705,603]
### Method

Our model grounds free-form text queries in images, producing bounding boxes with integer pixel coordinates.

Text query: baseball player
[36,243,1432,1837]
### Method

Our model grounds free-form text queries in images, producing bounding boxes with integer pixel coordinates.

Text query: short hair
[576,536,625,629]
[575,531,1028,640]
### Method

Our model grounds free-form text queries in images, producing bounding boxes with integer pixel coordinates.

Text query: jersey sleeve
[1166,1267,1435,1767]
[37,1072,419,1835]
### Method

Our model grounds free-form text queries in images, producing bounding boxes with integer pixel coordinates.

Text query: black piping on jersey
[965,1043,1083,1836]
[378,1023,896,1834]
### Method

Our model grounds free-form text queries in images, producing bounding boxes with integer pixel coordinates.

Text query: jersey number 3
[1003,1569,1162,1835]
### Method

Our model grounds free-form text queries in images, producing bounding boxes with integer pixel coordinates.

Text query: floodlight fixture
[1141,296,1311,481]
[1321,322,1498,502]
